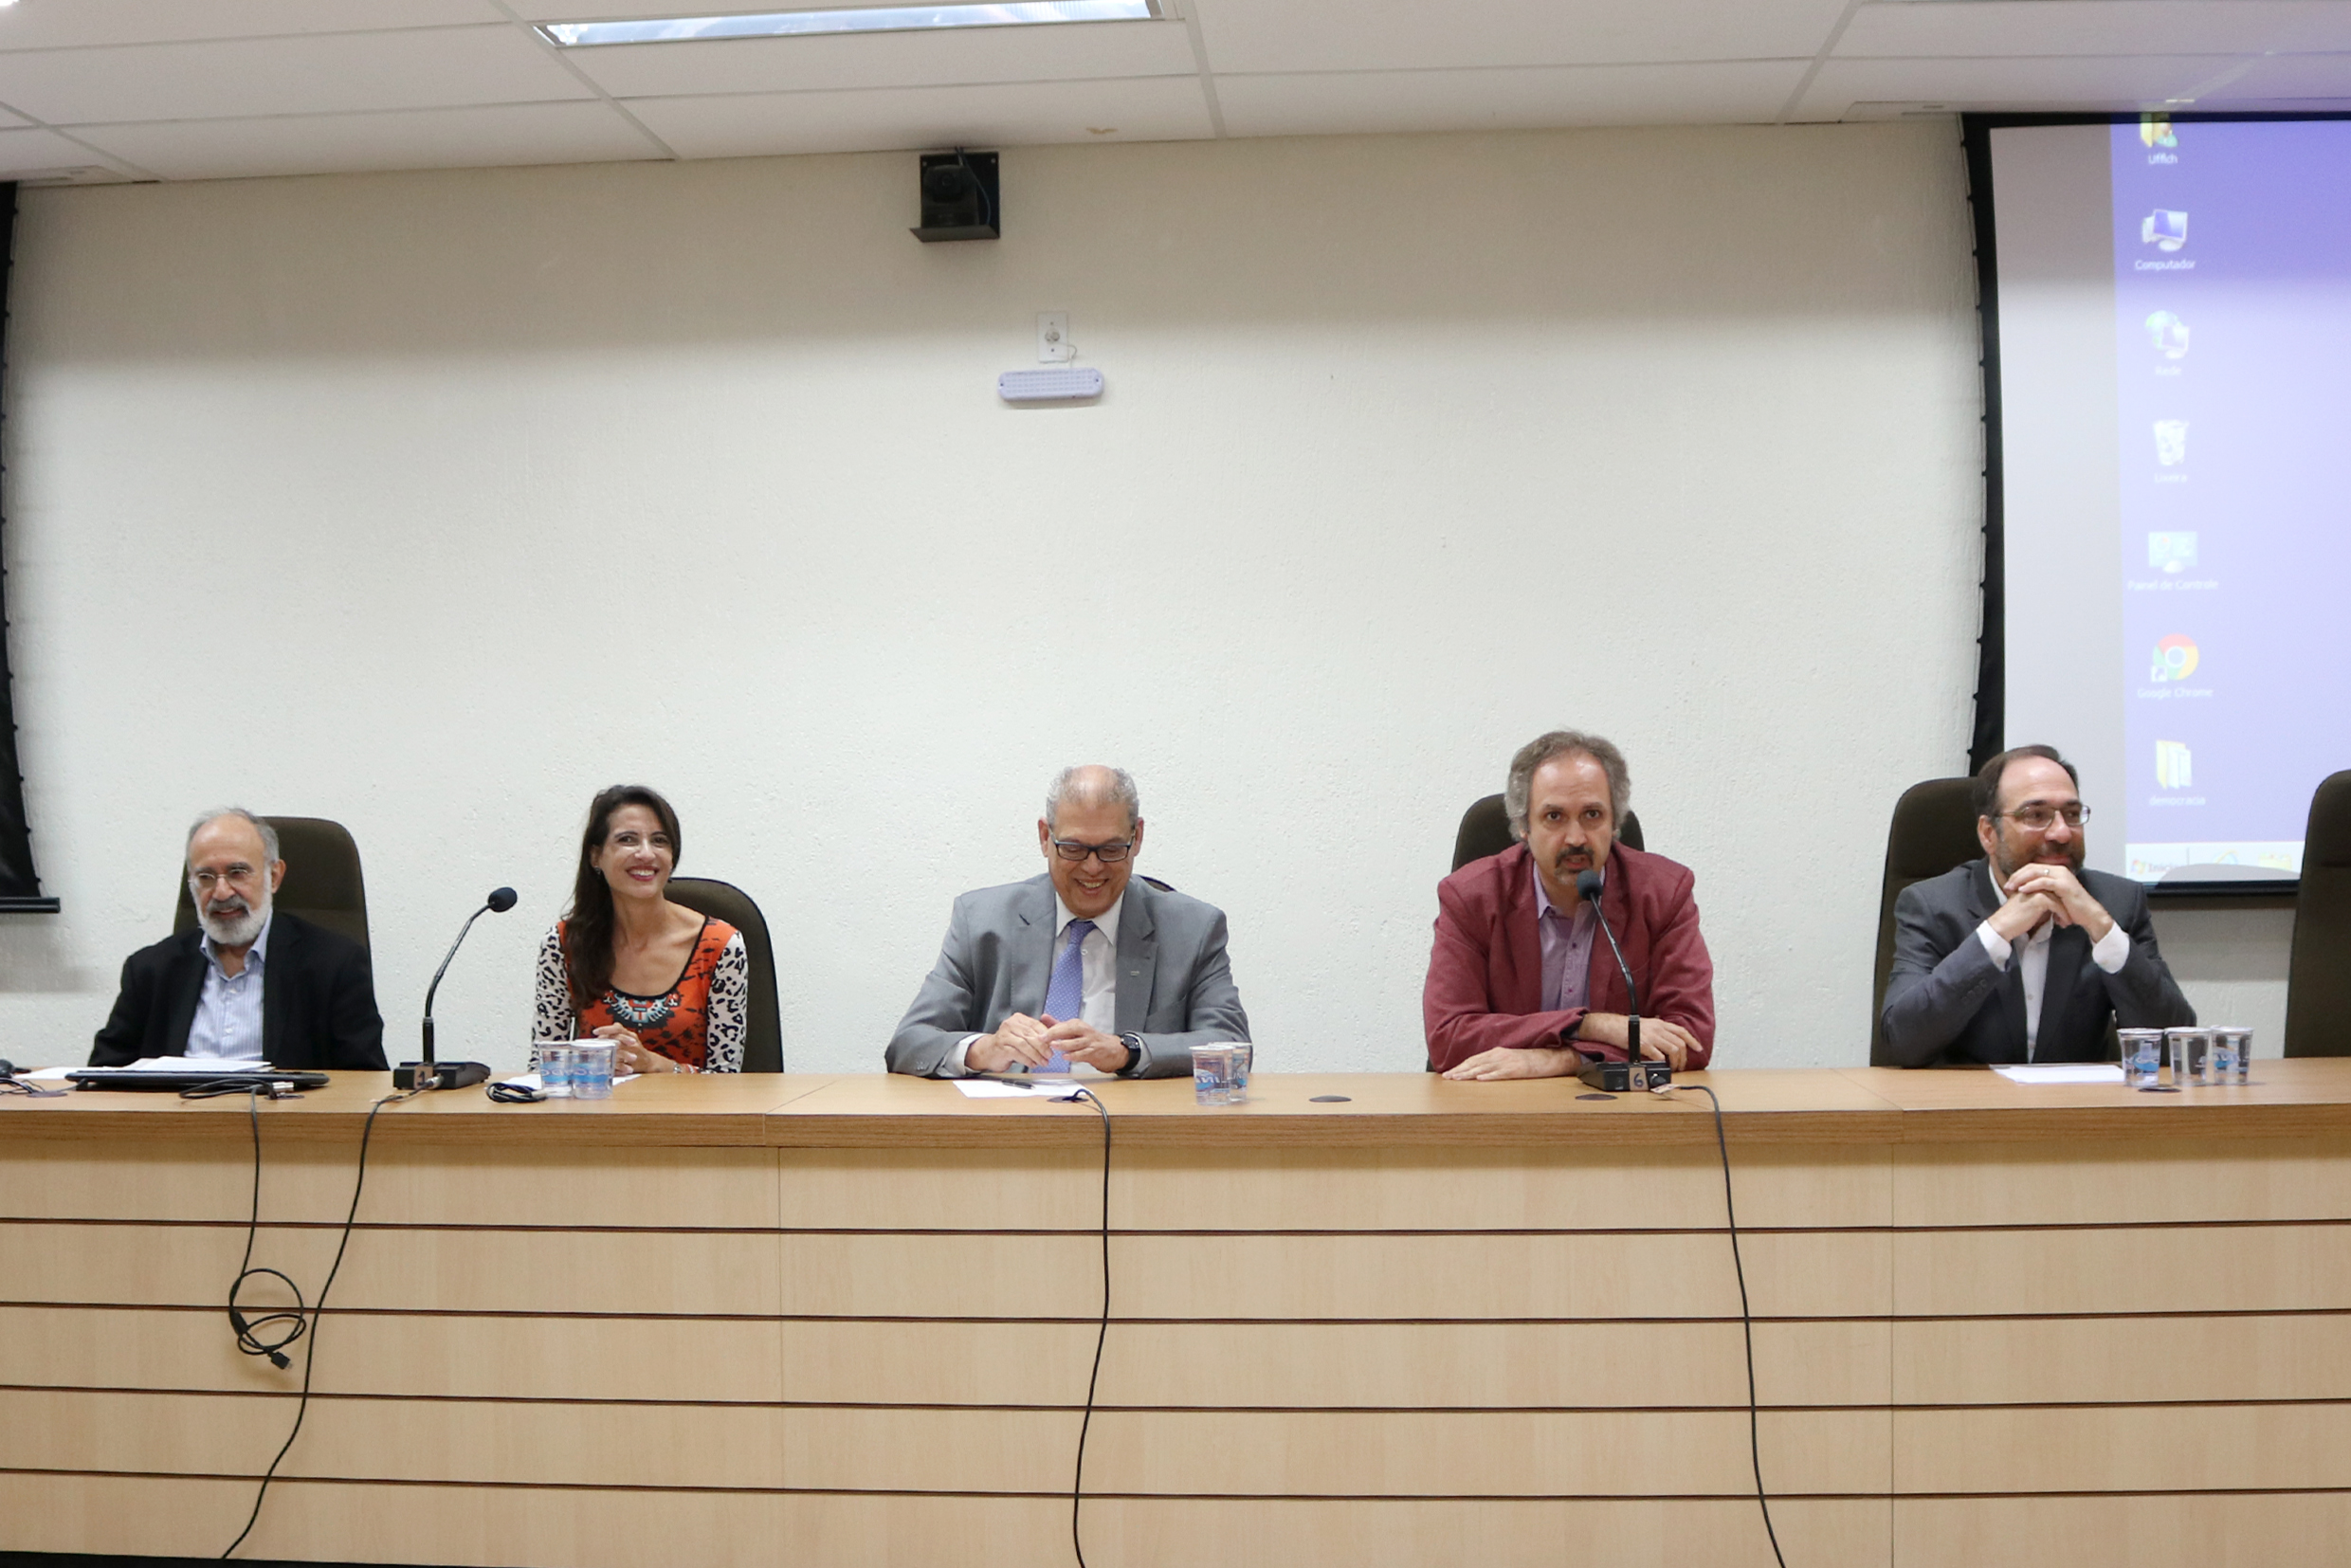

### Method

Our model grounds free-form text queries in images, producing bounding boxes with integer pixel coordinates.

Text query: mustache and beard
[1991,829,2085,884]
[194,884,271,948]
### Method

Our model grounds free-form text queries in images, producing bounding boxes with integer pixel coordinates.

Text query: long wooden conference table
[5,1062,2351,1567]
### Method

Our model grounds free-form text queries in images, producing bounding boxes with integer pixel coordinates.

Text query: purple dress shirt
[1533,864,1597,1014]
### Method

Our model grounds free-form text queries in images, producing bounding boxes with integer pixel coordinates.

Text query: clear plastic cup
[1189,1044,1237,1107]
[572,1041,615,1101]
[1226,1042,1252,1102]
[2165,1027,2211,1086]
[2211,1027,2253,1084]
[2118,1029,2164,1089]
[539,1043,575,1098]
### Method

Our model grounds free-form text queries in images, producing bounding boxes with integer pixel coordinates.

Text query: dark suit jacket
[1881,858,2194,1067]
[1423,841,1716,1073]
[885,874,1249,1079]
[89,911,388,1071]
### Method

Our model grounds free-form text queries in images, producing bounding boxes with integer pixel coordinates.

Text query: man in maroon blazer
[1425,730,1716,1079]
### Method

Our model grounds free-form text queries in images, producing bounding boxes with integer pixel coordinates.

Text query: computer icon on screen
[2144,310,2190,359]
[2147,532,2197,574]
[2141,118,2178,150]
[2156,740,2193,790]
[2141,210,2189,252]
[2151,634,2199,683]
[2153,420,2188,466]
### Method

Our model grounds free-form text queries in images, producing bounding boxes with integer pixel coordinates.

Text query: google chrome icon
[2152,634,2199,683]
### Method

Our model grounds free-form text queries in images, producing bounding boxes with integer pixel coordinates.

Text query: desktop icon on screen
[2151,634,2200,683]
[2148,532,2197,574]
[2145,310,2190,359]
[2141,118,2178,150]
[2153,419,2188,466]
[2142,210,2189,252]
[2156,739,2194,790]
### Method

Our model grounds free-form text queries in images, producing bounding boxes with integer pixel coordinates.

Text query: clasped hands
[967,1012,1129,1074]
[1444,1012,1700,1082]
[590,1022,682,1075]
[1986,862,2113,945]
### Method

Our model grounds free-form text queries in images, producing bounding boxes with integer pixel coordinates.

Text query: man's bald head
[1044,765,1140,834]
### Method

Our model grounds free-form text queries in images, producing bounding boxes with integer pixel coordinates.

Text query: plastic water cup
[2165,1027,2211,1086]
[2211,1027,2253,1084]
[572,1041,615,1101]
[1226,1042,1252,1102]
[2119,1030,2164,1089]
[1189,1044,1237,1107]
[539,1043,575,1099]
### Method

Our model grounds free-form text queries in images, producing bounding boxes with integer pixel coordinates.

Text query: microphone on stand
[393,887,518,1091]
[1573,867,1667,1094]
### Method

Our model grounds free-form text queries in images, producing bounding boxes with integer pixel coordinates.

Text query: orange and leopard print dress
[532,916,748,1072]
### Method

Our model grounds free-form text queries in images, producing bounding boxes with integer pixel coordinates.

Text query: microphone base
[1576,1055,1671,1094]
[394,1061,491,1091]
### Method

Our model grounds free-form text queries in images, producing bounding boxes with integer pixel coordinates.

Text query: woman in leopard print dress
[532,784,748,1074]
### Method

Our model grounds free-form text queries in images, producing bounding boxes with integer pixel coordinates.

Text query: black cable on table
[1674,1083,1789,1568]
[215,1087,408,1559]
[1068,1085,1112,1568]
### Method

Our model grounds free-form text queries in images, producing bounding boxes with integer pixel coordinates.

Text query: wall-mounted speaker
[912,152,1000,243]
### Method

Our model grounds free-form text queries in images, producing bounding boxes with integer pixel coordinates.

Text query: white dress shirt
[954,892,1125,1073]
[186,912,273,1061]
[1974,866,2129,1058]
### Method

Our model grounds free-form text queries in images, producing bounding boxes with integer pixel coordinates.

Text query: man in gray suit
[1883,744,2194,1067]
[885,765,1249,1079]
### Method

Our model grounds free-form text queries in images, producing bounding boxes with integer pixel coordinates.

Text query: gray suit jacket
[1881,858,2194,1067]
[885,874,1249,1079]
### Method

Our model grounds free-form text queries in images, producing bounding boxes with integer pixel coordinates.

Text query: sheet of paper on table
[502,1071,640,1091]
[952,1079,1089,1101]
[1994,1063,2125,1085]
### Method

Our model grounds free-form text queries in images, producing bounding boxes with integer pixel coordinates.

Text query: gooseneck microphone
[393,887,518,1091]
[1575,867,1665,1093]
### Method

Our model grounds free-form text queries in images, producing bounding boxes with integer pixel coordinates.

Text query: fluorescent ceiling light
[540,1,1157,46]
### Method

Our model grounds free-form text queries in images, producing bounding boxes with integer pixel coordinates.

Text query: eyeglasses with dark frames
[1049,837,1134,864]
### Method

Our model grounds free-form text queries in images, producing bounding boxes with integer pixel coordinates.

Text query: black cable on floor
[1675,1083,1789,1568]
[217,1088,406,1559]
[1068,1085,1111,1568]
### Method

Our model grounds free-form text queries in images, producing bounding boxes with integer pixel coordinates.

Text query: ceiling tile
[629,76,1214,157]
[0,0,505,51]
[1189,0,1848,73]
[1793,54,2234,119]
[0,124,133,177]
[1838,2,2351,61]
[1216,62,1809,137]
[69,101,662,180]
[572,19,1196,98]
[0,27,592,125]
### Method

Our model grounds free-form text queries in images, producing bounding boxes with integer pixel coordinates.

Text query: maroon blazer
[1423,840,1716,1073]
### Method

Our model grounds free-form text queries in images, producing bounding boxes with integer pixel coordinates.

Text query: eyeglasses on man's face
[1049,837,1134,865]
[189,864,264,891]
[2001,803,2089,830]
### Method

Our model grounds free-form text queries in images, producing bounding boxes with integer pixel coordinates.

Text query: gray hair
[1504,731,1631,838]
[186,807,281,867]
[1045,765,1140,831]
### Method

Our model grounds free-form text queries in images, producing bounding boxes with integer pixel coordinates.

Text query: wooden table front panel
[4,1068,2351,1566]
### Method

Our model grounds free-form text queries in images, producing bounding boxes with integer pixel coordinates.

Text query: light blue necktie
[1040,919,1095,1072]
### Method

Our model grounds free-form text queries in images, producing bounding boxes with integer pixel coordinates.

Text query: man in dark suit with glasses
[885,765,1249,1079]
[1882,745,2194,1067]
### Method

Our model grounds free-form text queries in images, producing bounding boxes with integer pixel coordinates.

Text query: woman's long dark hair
[563,784,683,1010]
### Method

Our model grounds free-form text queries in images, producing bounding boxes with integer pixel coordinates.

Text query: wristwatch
[1117,1032,1148,1077]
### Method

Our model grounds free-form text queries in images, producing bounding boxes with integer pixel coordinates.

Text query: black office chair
[173,815,370,953]
[665,876,785,1071]
[2284,770,2351,1057]
[1868,777,1983,1065]
[1449,793,1643,872]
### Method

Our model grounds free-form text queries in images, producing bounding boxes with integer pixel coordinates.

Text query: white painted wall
[5,119,2250,1080]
